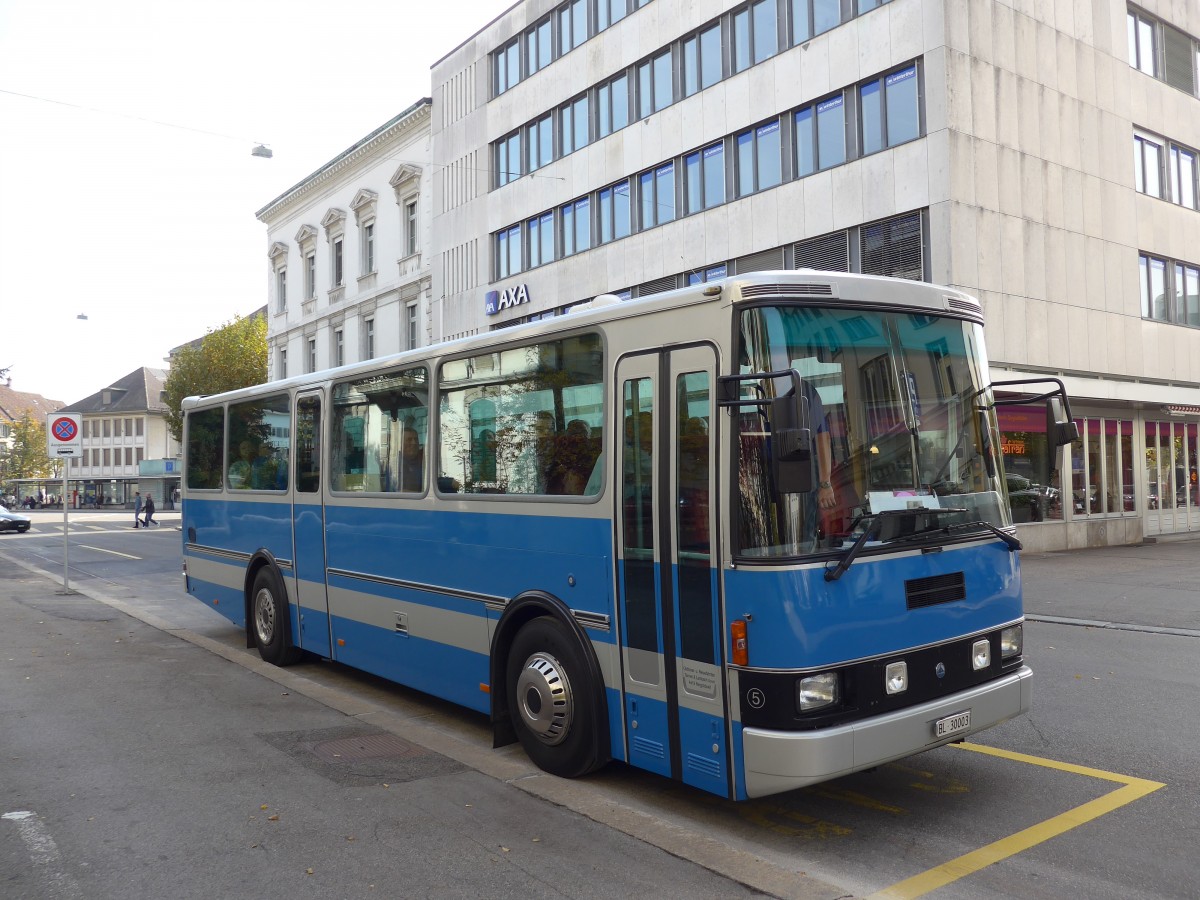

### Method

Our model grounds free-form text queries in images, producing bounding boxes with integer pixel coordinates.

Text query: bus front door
[292,392,332,658]
[616,346,729,797]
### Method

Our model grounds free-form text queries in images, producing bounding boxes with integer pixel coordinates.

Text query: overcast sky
[0,0,514,406]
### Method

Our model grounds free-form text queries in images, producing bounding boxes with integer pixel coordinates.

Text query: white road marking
[2,810,83,899]
[77,545,142,560]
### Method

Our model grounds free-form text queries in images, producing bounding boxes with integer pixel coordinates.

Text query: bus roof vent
[567,293,623,314]
[740,283,835,299]
[946,296,982,316]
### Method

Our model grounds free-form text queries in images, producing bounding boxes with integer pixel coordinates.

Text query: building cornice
[255,98,431,224]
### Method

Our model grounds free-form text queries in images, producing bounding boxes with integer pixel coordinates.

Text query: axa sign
[485,283,530,316]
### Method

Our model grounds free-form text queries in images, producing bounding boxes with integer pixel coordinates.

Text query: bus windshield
[736,304,1008,558]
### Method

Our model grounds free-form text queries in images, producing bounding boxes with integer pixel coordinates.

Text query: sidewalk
[1021,538,1200,634]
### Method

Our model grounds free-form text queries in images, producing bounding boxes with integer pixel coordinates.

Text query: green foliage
[0,412,55,483]
[163,314,267,444]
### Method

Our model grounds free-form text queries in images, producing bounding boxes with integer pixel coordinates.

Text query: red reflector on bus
[480,683,490,694]
[731,620,748,666]
[337,638,346,647]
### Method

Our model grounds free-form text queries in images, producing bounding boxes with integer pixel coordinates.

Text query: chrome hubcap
[515,652,573,746]
[254,588,276,645]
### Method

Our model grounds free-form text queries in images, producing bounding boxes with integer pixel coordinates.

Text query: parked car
[0,505,32,534]
[1006,474,1059,522]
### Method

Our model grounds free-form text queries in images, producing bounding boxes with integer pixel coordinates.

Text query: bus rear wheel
[251,568,302,666]
[507,616,600,778]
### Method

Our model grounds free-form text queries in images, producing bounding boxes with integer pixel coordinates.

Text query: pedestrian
[133,491,142,528]
[142,493,156,527]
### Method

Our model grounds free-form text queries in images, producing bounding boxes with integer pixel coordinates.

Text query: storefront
[997,398,1200,550]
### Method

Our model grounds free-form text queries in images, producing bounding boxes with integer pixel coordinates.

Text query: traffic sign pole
[47,414,82,596]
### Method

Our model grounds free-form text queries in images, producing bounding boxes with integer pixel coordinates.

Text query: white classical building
[257,99,434,380]
[428,0,1200,549]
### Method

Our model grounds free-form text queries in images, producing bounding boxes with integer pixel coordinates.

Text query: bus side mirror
[770,382,813,494]
[1046,396,1079,447]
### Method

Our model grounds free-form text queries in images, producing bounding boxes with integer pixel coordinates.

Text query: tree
[163,314,267,444]
[0,412,54,484]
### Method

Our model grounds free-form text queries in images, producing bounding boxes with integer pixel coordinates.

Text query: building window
[279,348,288,380]
[860,212,924,280]
[125,447,133,466]
[685,142,725,214]
[640,161,676,228]
[334,328,344,367]
[527,17,552,75]
[597,0,626,31]
[598,74,630,138]
[598,180,631,243]
[364,318,375,359]
[559,0,588,54]
[792,0,841,43]
[136,418,143,437]
[332,238,344,287]
[560,94,590,155]
[528,113,554,170]
[1169,143,1198,209]
[497,131,522,186]
[796,93,845,175]
[683,23,722,97]
[495,36,521,94]
[734,0,778,74]
[103,419,111,438]
[1139,253,1169,320]
[527,211,555,268]
[735,119,782,197]
[405,200,419,256]
[637,49,673,119]
[124,418,132,436]
[103,448,111,467]
[307,338,317,373]
[561,196,591,256]
[1134,133,1164,197]
[136,448,144,465]
[407,304,418,350]
[360,222,375,275]
[1176,263,1200,326]
[275,267,287,313]
[687,264,728,285]
[305,253,316,299]
[860,65,920,155]
[1127,10,1157,76]
[497,224,523,278]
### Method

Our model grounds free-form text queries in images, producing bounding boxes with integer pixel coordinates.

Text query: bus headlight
[971,639,992,670]
[1000,625,1023,659]
[797,672,839,711]
[885,661,908,695]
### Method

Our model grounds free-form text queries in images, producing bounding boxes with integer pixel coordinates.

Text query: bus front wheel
[251,568,302,667]
[507,616,599,778]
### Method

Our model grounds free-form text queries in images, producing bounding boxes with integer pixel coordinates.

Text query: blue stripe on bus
[678,704,727,790]
[321,505,617,624]
[185,576,247,628]
[723,541,1021,668]
[624,692,672,777]
[330,614,491,714]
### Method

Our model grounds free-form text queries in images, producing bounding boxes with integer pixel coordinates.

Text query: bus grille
[905,572,966,609]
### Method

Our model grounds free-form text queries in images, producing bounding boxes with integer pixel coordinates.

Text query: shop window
[997,405,1065,522]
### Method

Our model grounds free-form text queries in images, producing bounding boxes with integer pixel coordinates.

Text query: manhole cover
[311,733,426,763]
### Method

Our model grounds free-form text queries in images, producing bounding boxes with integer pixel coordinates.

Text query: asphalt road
[2,511,1198,899]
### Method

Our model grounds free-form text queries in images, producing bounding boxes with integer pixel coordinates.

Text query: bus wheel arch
[491,592,609,778]
[245,554,302,667]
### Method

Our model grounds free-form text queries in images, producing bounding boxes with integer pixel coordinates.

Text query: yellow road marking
[868,742,1165,899]
[77,545,141,560]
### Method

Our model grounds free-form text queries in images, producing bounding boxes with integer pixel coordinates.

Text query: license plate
[935,710,971,738]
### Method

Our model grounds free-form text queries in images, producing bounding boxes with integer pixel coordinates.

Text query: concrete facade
[257,99,434,381]
[424,0,1198,549]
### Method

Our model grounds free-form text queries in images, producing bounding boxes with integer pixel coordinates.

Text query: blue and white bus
[181,271,1077,800]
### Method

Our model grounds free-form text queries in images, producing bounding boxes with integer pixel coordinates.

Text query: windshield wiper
[882,517,1022,552]
[824,508,968,581]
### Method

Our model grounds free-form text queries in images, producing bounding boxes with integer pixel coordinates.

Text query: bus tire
[251,568,302,667]
[507,616,600,778]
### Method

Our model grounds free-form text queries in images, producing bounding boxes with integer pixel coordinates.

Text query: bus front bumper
[741,665,1032,799]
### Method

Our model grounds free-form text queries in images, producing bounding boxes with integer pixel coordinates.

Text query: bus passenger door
[616,347,729,796]
[293,392,332,658]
